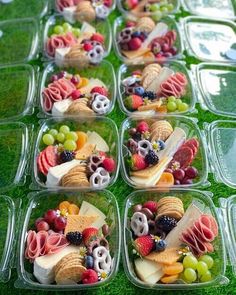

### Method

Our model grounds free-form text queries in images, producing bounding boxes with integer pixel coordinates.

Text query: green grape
[54,25,64,35]
[59,125,70,135]
[167,101,177,112]
[167,3,174,11]
[168,96,176,103]
[66,131,78,141]
[43,134,55,146]
[200,270,212,282]
[152,11,163,21]
[183,255,198,270]
[64,140,77,151]
[72,28,80,37]
[56,132,65,143]
[160,0,168,5]
[196,261,208,276]
[183,268,197,283]
[160,6,169,14]
[62,22,72,32]
[178,102,189,112]
[199,255,214,269]
[150,3,160,11]
[49,129,58,138]
[176,98,182,107]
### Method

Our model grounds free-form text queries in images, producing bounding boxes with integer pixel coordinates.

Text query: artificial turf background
[0,0,236,294]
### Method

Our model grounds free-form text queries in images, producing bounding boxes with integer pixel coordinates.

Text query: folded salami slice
[25,230,40,261]
[46,232,69,255]
[37,231,49,256]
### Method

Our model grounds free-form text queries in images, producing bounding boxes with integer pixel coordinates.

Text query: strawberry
[103,0,113,7]
[124,0,138,9]
[82,227,99,246]
[128,37,142,51]
[71,89,81,100]
[91,86,108,96]
[136,121,149,133]
[103,157,116,173]
[129,154,147,171]
[143,201,158,213]
[124,94,143,111]
[134,235,154,256]
[91,33,105,44]
[126,20,136,28]
[83,42,93,51]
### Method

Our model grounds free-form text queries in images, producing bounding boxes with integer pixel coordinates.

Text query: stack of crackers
[61,165,90,187]
[156,196,184,221]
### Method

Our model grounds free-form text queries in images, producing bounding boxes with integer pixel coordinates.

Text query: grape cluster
[166,96,189,113]
[53,22,80,38]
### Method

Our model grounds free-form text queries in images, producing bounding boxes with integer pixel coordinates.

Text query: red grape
[173,169,185,181]
[54,216,67,231]
[44,209,57,224]
[35,217,44,227]
[181,178,193,185]
[36,220,50,232]
[185,166,198,179]
[174,179,181,185]
[165,168,173,174]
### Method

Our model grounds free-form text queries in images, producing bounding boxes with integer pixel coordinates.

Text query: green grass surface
[0,2,236,295]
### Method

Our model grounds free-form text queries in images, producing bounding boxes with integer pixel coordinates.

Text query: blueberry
[85,255,94,269]
[132,31,142,38]
[134,86,145,96]
[158,140,166,150]
[155,239,167,252]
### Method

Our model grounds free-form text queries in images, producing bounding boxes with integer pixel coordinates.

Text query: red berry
[185,166,198,179]
[99,151,107,158]
[181,178,193,185]
[124,94,143,111]
[134,235,154,256]
[136,121,149,133]
[103,157,116,173]
[83,43,93,51]
[125,0,138,9]
[82,227,99,246]
[143,201,157,213]
[173,169,185,181]
[36,220,50,232]
[126,21,136,27]
[71,89,81,100]
[71,76,79,85]
[82,269,98,284]
[130,154,148,171]
[128,37,142,51]
[174,179,181,185]
[35,217,44,227]
[91,33,104,44]
[44,209,57,224]
[103,0,112,6]
[54,216,66,231]
[91,86,108,96]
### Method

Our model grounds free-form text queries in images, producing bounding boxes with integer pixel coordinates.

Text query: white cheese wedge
[51,99,73,117]
[142,22,168,49]
[62,6,76,24]
[46,159,83,187]
[165,203,203,249]
[135,258,163,284]
[81,22,96,35]
[146,67,174,93]
[79,201,106,229]
[34,245,81,284]
[55,47,71,67]
[86,131,110,152]
[144,270,164,284]
[79,78,107,95]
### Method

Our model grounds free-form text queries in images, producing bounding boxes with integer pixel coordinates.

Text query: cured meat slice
[44,146,58,167]
[56,0,75,12]
[182,142,197,157]
[160,72,188,98]
[185,138,199,149]
[46,233,69,254]
[37,153,48,176]
[38,231,49,256]
[41,152,51,175]
[25,230,40,260]
[172,146,194,168]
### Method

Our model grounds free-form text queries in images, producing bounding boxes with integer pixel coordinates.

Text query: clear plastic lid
[183,16,236,63]
[0,121,30,191]
[195,63,236,118]
[0,18,39,66]
[0,64,36,121]
[0,0,50,21]
[181,0,236,20]
[206,120,236,189]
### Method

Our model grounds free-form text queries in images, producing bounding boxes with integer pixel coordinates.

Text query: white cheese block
[79,78,107,95]
[55,47,71,67]
[79,201,106,229]
[46,159,83,187]
[51,99,73,117]
[34,245,80,284]
[142,22,168,49]
[146,67,174,93]
[81,22,96,35]
[86,131,110,152]
[144,269,164,284]
[135,258,163,283]
[62,6,76,24]
[165,203,203,249]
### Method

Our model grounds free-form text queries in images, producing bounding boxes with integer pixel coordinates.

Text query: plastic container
[32,117,120,190]
[113,16,183,65]
[0,18,39,66]
[0,64,38,121]
[181,0,236,20]
[0,0,50,21]
[122,188,234,290]
[38,61,116,118]
[120,115,209,189]
[43,14,112,65]
[182,16,236,63]
[204,120,236,189]
[117,61,196,116]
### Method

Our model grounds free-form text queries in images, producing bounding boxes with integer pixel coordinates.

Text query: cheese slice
[135,258,163,283]
[79,201,106,229]
[142,22,168,49]
[55,47,71,67]
[144,270,164,284]
[146,67,174,93]
[51,99,73,117]
[62,6,76,24]
[86,131,110,152]
[122,48,150,60]
[81,22,96,35]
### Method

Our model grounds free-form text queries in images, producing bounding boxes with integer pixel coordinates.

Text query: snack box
[120,115,208,189]
[43,14,112,68]
[117,61,196,116]
[54,0,116,23]
[113,15,183,64]
[32,117,119,190]
[117,0,180,19]
[0,18,39,66]
[39,61,116,118]
[0,190,121,290]
[122,188,236,290]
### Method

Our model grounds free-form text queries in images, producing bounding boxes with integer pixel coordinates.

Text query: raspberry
[136,121,149,133]
[71,89,81,100]
[60,150,75,163]
[102,157,116,173]
[91,86,108,96]
[156,215,177,233]
[91,33,104,44]
[143,201,158,213]
[83,43,93,51]
[82,269,98,284]
[145,150,159,165]
[66,231,83,245]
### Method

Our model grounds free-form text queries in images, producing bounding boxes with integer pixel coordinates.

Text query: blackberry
[145,150,159,165]
[156,216,177,233]
[60,150,75,163]
[66,231,83,245]
[132,132,142,142]
[142,91,156,100]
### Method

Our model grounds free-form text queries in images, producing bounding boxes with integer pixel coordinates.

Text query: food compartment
[17,190,120,290]
[118,61,195,116]
[113,16,182,64]
[39,61,116,117]
[44,14,111,67]
[120,116,208,188]
[123,189,226,289]
[33,117,119,190]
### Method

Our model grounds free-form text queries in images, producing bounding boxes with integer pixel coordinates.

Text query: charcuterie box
[122,188,236,290]
[0,189,121,290]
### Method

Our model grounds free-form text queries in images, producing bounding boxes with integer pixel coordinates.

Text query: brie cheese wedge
[55,47,71,67]
[62,6,76,24]
[51,99,73,117]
